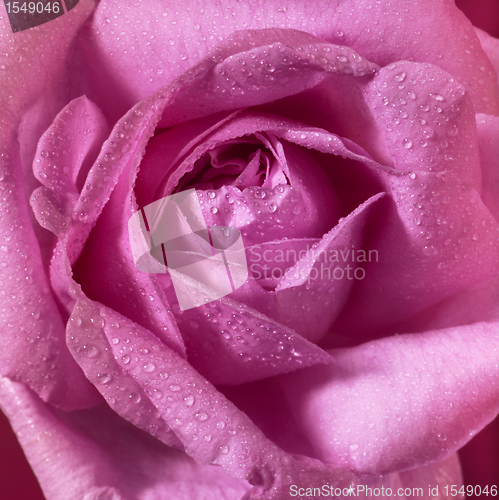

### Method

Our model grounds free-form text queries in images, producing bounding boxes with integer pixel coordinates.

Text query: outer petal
[476,114,499,222]
[66,292,362,499]
[0,377,251,500]
[475,28,499,81]
[280,321,499,476]
[330,60,499,338]
[0,0,99,410]
[365,61,481,190]
[86,0,499,116]
[30,92,187,357]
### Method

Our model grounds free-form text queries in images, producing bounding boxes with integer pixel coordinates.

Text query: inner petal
[171,133,341,249]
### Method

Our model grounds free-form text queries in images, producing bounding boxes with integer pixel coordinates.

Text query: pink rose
[1,1,499,499]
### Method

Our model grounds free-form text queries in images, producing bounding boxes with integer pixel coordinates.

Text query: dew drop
[196,411,209,421]
[122,354,131,364]
[90,315,104,328]
[143,362,156,373]
[129,392,141,404]
[83,344,100,359]
[402,139,413,149]
[97,373,112,385]
[151,389,163,399]
[422,127,434,139]
[184,395,195,407]
[422,245,438,256]
[71,316,82,327]
[395,71,406,82]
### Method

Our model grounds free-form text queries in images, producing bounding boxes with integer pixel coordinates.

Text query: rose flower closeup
[1,0,499,499]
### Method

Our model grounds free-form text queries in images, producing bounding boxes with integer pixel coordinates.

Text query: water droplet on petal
[196,411,209,421]
[143,362,156,373]
[395,71,407,82]
[97,373,112,385]
[83,344,100,358]
[423,245,438,256]
[129,392,141,404]
[184,395,195,407]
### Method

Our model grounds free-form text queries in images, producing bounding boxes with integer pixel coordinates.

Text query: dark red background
[1,1,498,498]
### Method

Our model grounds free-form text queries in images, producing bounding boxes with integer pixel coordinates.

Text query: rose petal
[387,273,499,336]
[1,374,465,500]
[331,167,499,340]
[475,27,499,81]
[30,96,109,237]
[89,0,499,114]
[135,111,241,207]
[156,33,377,129]
[173,291,334,385]
[73,165,186,357]
[0,1,99,410]
[30,93,186,358]
[476,114,499,222]
[280,321,499,475]
[0,377,251,500]
[365,61,481,191]
[66,294,358,498]
[272,193,385,343]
